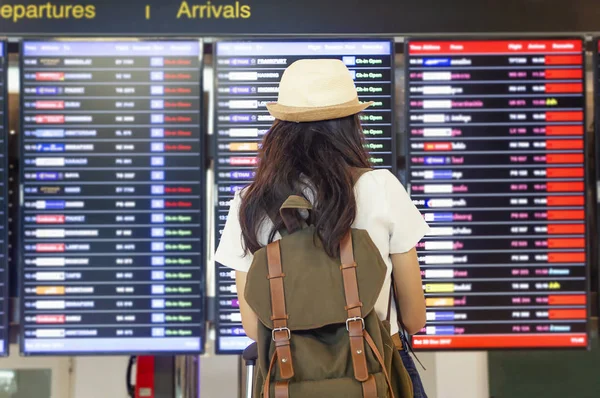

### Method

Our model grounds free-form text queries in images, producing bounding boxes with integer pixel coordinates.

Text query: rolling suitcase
[243,342,258,398]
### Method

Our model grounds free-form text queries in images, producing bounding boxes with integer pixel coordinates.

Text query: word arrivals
[176,1,251,19]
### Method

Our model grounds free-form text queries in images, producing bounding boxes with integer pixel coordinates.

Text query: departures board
[214,40,394,353]
[0,41,8,356]
[407,38,590,349]
[19,40,206,355]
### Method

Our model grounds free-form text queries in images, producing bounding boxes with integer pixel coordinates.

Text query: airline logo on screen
[0,1,251,23]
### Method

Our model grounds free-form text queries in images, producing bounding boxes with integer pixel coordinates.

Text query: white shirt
[214,169,430,334]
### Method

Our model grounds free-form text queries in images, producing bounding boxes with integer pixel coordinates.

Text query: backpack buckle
[346,316,365,331]
[272,327,291,341]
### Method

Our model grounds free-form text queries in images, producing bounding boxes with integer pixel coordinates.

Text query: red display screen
[406,39,589,350]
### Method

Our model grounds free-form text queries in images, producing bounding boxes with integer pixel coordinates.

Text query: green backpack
[245,193,414,398]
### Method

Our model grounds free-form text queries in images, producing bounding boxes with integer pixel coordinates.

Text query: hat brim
[266,100,373,123]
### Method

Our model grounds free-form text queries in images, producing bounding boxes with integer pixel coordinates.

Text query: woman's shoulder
[355,168,400,190]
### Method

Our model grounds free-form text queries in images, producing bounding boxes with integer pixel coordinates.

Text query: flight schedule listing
[214,40,394,353]
[20,40,205,355]
[407,39,589,349]
[0,42,8,356]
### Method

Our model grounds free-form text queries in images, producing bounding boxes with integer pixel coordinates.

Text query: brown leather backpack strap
[362,376,377,397]
[275,381,289,398]
[266,241,295,382]
[263,351,277,398]
[263,352,290,398]
[386,283,393,322]
[340,231,371,389]
[364,331,397,398]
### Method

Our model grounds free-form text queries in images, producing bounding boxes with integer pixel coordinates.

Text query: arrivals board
[214,40,394,353]
[0,41,7,356]
[406,38,589,349]
[20,40,205,355]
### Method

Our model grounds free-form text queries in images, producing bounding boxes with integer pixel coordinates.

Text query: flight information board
[214,40,394,353]
[0,41,8,356]
[20,40,205,355]
[407,38,589,350]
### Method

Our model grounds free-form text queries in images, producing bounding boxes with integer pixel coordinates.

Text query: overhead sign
[0,0,598,35]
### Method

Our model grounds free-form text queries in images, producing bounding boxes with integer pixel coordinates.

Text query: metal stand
[154,356,176,398]
[175,356,200,398]
[242,343,258,398]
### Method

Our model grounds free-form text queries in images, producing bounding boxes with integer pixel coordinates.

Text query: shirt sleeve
[384,171,430,253]
[214,191,254,273]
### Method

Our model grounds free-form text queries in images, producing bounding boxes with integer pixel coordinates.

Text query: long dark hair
[239,114,371,257]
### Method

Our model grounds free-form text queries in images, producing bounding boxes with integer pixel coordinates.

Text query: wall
[420,352,489,398]
[200,354,239,398]
[71,357,129,398]
[415,352,438,398]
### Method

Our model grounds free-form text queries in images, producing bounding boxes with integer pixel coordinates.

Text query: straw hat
[266,59,373,123]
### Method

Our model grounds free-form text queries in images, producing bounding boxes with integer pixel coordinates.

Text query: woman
[215,58,428,351]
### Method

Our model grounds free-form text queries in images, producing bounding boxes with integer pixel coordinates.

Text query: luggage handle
[243,343,258,398]
[243,342,258,366]
[279,195,312,233]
